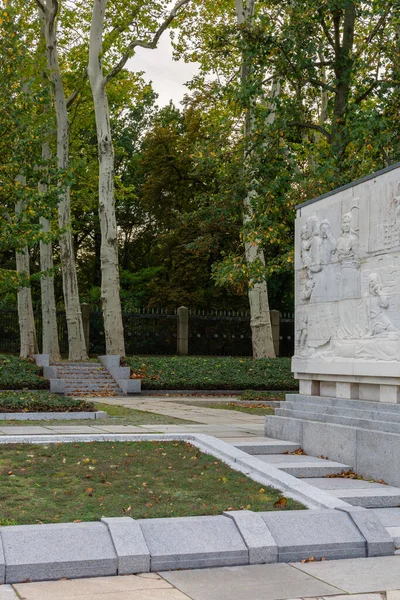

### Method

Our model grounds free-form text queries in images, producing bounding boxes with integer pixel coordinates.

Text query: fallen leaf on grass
[274,497,287,508]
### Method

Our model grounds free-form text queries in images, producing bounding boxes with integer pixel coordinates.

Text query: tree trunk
[39,141,61,361]
[41,1,87,360]
[88,0,125,356]
[331,3,356,169]
[236,0,275,358]
[15,177,38,358]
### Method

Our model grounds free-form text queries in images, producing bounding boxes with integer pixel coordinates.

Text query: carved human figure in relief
[313,219,337,302]
[300,225,311,269]
[336,212,360,300]
[364,273,399,336]
[306,216,322,273]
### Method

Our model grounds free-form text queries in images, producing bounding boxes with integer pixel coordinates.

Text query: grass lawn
[0,402,194,427]
[0,355,49,390]
[126,356,297,390]
[185,402,275,416]
[0,441,304,525]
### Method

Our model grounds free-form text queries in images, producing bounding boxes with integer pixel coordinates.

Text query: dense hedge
[0,356,49,390]
[125,356,297,390]
[0,391,94,412]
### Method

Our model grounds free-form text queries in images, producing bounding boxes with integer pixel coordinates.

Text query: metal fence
[0,308,294,357]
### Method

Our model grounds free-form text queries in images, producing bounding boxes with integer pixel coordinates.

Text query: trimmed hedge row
[0,355,49,390]
[0,391,94,413]
[125,356,297,390]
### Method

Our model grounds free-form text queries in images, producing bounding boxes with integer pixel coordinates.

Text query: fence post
[81,303,90,354]
[177,306,189,355]
[270,310,280,357]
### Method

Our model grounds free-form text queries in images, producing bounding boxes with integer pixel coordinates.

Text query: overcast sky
[128,35,199,108]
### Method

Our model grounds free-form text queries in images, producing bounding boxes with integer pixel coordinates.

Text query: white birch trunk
[88,0,125,356]
[39,141,61,361]
[15,176,38,358]
[236,0,275,358]
[40,1,87,360]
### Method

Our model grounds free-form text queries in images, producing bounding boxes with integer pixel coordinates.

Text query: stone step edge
[275,407,400,434]
[287,394,400,413]
[0,411,107,421]
[283,400,400,422]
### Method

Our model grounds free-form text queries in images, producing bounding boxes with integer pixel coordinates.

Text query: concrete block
[0,531,5,583]
[95,411,108,419]
[49,379,65,394]
[299,380,320,395]
[108,367,130,380]
[138,515,248,571]
[1,522,117,583]
[98,355,120,368]
[223,511,277,564]
[101,517,150,574]
[118,379,141,394]
[301,420,357,466]
[43,366,57,379]
[336,382,359,399]
[261,509,366,562]
[337,507,394,557]
[356,429,400,487]
[33,354,49,367]
[380,385,400,404]
[264,415,303,444]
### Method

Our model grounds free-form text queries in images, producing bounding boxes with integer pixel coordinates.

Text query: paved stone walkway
[3,558,400,599]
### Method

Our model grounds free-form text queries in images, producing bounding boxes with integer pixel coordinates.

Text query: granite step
[302,478,400,508]
[372,509,400,548]
[287,394,400,414]
[254,454,350,478]
[284,399,400,424]
[233,440,300,455]
[275,406,400,435]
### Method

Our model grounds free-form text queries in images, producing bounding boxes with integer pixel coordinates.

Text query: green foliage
[125,356,297,390]
[0,441,304,524]
[0,355,49,390]
[0,391,93,413]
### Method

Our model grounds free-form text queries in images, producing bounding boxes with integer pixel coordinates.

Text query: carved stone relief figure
[336,212,360,300]
[313,219,338,302]
[364,273,398,336]
[306,216,322,274]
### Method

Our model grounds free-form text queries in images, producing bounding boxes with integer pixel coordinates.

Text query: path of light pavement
[2,396,400,599]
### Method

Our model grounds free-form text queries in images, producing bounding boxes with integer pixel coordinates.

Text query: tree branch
[105,0,191,84]
[33,0,46,13]
[354,80,384,104]
[317,11,335,50]
[289,121,332,142]
[66,72,88,109]
[307,77,335,92]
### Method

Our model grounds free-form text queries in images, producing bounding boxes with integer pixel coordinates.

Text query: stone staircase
[52,362,122,396]
[230,437,400,549]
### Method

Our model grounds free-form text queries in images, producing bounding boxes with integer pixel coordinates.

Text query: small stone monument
[265,162,400,486]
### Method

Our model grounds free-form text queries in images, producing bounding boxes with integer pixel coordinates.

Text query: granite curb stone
[0,528,5,584]
[138,515,249,571]
[262,509,367,562]
[101,517,150,574]
[223,510,278,564]
[1,522,117,583]
[337,507,395,557]
[0,411,107,421]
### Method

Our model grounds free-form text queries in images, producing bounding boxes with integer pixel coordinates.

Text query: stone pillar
[81,303,90,354]
[270,310,280,357]
[299,379,320,396]
[177,306,189,356]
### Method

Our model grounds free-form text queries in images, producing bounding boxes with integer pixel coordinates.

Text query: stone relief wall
[295,172,400,363]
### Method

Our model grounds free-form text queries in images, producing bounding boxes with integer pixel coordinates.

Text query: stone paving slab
[256,455,350,478]
[13,590,191,600]
[293,556,400,593]
[161,563,343,600]
[0,587,18,600]
[374,509,400,527]
[326,489,400,508]
[0,427,51,435]
[12,574,175,599]
[303,479,391,490]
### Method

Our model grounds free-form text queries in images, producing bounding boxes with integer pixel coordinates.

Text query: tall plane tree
[88,0,191,356]
[34,0,88,361]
